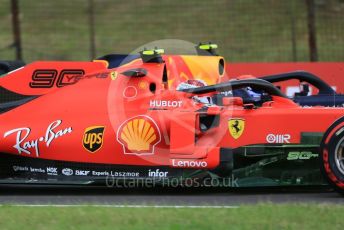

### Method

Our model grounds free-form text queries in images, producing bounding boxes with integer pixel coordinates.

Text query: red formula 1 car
[0,45,344,193]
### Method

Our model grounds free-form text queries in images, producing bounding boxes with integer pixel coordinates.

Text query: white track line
[0,204,238,209]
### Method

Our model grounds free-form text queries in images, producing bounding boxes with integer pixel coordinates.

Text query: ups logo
[83,126,105,153]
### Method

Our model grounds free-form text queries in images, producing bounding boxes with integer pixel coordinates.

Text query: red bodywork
[0,55,343,170]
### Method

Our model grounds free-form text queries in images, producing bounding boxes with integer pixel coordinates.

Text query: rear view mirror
[243,103,255,109]
[121,68,147,77]
[222,97,243,107]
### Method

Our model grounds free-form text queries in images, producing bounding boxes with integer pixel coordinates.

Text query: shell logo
[117,115,161,155]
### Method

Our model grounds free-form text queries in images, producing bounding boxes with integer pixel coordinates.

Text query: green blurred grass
[0,0,343,62]
[0,203,343,230]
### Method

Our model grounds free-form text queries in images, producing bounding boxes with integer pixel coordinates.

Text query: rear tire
[320,117,344,194]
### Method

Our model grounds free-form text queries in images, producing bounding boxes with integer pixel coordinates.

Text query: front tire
[320,117,344,194]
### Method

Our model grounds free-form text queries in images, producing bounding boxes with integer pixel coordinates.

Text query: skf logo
[83,126,105,153]
[228,118,245,139]
[117,115,161,155]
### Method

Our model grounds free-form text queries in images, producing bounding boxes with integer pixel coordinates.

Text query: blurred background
[0,0,343,62]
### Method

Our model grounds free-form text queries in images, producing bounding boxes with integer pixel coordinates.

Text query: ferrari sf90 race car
[1,45,344,194]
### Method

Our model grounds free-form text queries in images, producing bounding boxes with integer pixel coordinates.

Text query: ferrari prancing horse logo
[228,118,245,139]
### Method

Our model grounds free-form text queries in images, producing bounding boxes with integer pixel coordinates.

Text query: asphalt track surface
[0,185,343,206]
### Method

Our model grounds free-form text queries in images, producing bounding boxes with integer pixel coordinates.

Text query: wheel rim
[335,136,344,175]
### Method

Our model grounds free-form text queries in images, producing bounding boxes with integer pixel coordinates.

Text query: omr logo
[83,126,105,153]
